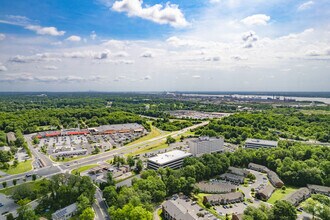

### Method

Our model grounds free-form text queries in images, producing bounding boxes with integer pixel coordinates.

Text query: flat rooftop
[245,138,278,146]
[148,150,191,165]
[189,136,223,143]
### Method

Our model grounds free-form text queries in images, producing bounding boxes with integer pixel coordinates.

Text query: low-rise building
[162,197,208,220]
[228,167,250,177]
[256,185,275,201]
[248,163,269,173]
[248,163,284,188]
[147,150,192,170]
[52,203,77,220]
[245,139,278,149]
[285,188,311,206]
[188,136,224,156]
[219,173,244,184]
[196,181,236,194]
[307,184,330,196]
[203,192,244,205]
[267,170,284,188]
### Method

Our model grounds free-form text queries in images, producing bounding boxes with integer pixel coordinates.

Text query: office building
[147,150,192,170]
[245,139,278,149]
[188,136,224,156]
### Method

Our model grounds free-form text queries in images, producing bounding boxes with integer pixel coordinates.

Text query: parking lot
[37,132,145,159]
[211,170,271,216]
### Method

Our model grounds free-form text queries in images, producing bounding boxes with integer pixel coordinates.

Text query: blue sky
[0,0,329,91]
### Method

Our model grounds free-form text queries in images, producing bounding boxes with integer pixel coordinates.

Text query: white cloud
[140,51,153,58]
[90,31,97,40]
[241,14,270,26]
[192,75,201,79]
[144,75,151,80]
[0,63,7,71]
[0,33,5,40]
[113,51,129,57]
[25,25,65,36]
[44,65,58,70]
[9,54,62,63]
[298,1,314,11]
[112,0,189,27]
[66,35,81,42]
[0,73,102,83]
[94,50,110,59]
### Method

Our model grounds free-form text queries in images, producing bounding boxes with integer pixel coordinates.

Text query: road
[0,121,208,189]
[93,188,110,220]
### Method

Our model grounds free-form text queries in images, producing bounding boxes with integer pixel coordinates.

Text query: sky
[0,0,329,92]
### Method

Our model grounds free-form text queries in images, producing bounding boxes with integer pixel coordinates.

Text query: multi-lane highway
[0,121,209,219]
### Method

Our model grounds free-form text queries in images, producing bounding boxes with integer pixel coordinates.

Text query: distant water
[182,93,330,104]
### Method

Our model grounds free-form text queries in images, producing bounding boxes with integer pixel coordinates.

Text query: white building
[245,138,278,149]
[52,203,77,220]
[188,136,224,156]
[147,150,192,170]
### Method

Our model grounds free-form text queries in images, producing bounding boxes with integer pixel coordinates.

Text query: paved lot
[0,194,18,218]
[213,169,271,216]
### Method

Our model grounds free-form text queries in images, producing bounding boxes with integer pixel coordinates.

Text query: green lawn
[131,141,168,156]
[71,164,98,175]
[0,160,33,175]
[267,186,298,204]
[0,179,44,195]
[126,125,165,146]
[50,155,89,162]
[195,193,223,219]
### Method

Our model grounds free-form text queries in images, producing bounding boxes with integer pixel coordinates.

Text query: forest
[195,108,330,143]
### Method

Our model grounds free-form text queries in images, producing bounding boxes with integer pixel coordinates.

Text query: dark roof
[248,163,269,172]
[52,203,77,219]
[204,192,244,202]
[220,173,244,182]
[285,188,310,205]
[228,166,249,176]
[162,198,207,220]
[267,170,283,185]
[257,184,275,198]
[307,184,330,193]
[196,181,236,193]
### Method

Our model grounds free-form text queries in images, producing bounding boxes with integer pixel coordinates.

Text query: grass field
[0,179,44,195]
[50,154,89,162]
[130,129,195,156]
[127,125,166,146]
[267,186,298,204]
[71,164,98,175]
[0,160,33,175]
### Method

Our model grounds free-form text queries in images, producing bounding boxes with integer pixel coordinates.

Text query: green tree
[79,207,95,220]
[272,201,297,220]
[13,179,17,186]
[32,174,37,181]
[2,181,7,188]
[103,186,118,206]
[77,195,90,214]
[127,155,135,168]
[166,136,176,145]
[136,159,143,173]
[17,205,38,220]
[6,213,14,220]
[243,206,268,220]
